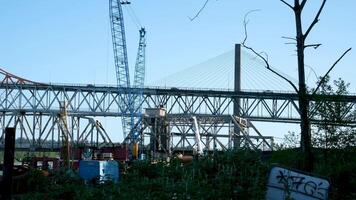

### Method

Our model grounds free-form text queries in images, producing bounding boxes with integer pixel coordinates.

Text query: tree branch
[312,48,352,96]
[242,10,260,45]
[285,42,297,45]
[251,51,269,63]
[242,10,299,93]
[303,0,327,39]
[304,43,322,49]
[300,0,308,9]
[282,36,297,41]
[189,0,210,21]
[280,0,294,10]
[260,51,269,62]
[305,64,319,80]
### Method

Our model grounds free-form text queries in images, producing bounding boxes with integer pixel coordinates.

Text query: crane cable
[123,3,142,30]
[128,4,142,27]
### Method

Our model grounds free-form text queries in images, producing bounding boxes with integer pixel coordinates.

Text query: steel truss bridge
[1,80,355,151]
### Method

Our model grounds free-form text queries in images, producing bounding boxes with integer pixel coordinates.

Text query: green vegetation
[16,150,267,200]
[10,148,355,200]
[310,76,356,149]
[0,151,59,164]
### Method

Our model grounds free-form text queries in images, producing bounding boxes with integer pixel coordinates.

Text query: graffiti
[276,170,329,199]
[266,166,330,200]
[304,181,329,198]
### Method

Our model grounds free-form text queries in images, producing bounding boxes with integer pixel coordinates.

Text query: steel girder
[137,114,274,152]
[0,112,112,150]
[1,83,355,150]
[1,83,356,125]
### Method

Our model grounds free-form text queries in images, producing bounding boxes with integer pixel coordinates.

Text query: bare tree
[189,0,210,21]
[243,0,351,171]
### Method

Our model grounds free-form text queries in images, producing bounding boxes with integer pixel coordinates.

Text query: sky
[1,0,355,142]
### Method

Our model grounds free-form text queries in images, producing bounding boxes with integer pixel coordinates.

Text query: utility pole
[1,127,16,200]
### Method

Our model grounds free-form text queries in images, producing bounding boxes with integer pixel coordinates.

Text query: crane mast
[109,0,131,140]
[109,0,130,88]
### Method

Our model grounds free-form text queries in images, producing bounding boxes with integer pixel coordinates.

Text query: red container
[97,145,129,161]
[113,145,129,161]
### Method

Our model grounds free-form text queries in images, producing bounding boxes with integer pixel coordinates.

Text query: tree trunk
[294,3,313,171]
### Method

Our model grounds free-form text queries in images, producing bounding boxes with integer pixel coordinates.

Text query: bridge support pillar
[233,44,241,149]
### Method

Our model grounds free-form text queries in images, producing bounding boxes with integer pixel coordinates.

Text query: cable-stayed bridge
[150,47,298,91]
[1,46,355,151]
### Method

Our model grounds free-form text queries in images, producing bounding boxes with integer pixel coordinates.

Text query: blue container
[79,160,119,182]
[139,153,146,160]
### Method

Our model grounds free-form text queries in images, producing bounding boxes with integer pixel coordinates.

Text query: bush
[16,149,356,199]
[18,150,268,200]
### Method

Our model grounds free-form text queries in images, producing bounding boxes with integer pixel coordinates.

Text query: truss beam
[1,83,355,125]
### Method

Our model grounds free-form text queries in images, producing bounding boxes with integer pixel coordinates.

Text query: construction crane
[109,0,130,140]
[109,0,146,142]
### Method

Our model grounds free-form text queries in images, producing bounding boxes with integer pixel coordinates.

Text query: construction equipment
[144,107,171,160]
[230,116,274,151]
[110,0,131,140]
[58,101,71,168]
[191,116,203,156]
[109,0,146,144]
[130,27,146,143]
[79,160,119,183]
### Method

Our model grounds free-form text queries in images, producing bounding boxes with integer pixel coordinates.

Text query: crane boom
[133,28,146,89]
[130,28,146,141]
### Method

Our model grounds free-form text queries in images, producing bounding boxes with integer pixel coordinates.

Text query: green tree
[311,76,356,149]
[280,131,300,149]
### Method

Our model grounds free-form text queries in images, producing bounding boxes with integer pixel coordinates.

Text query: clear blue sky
[1,0,355,141]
